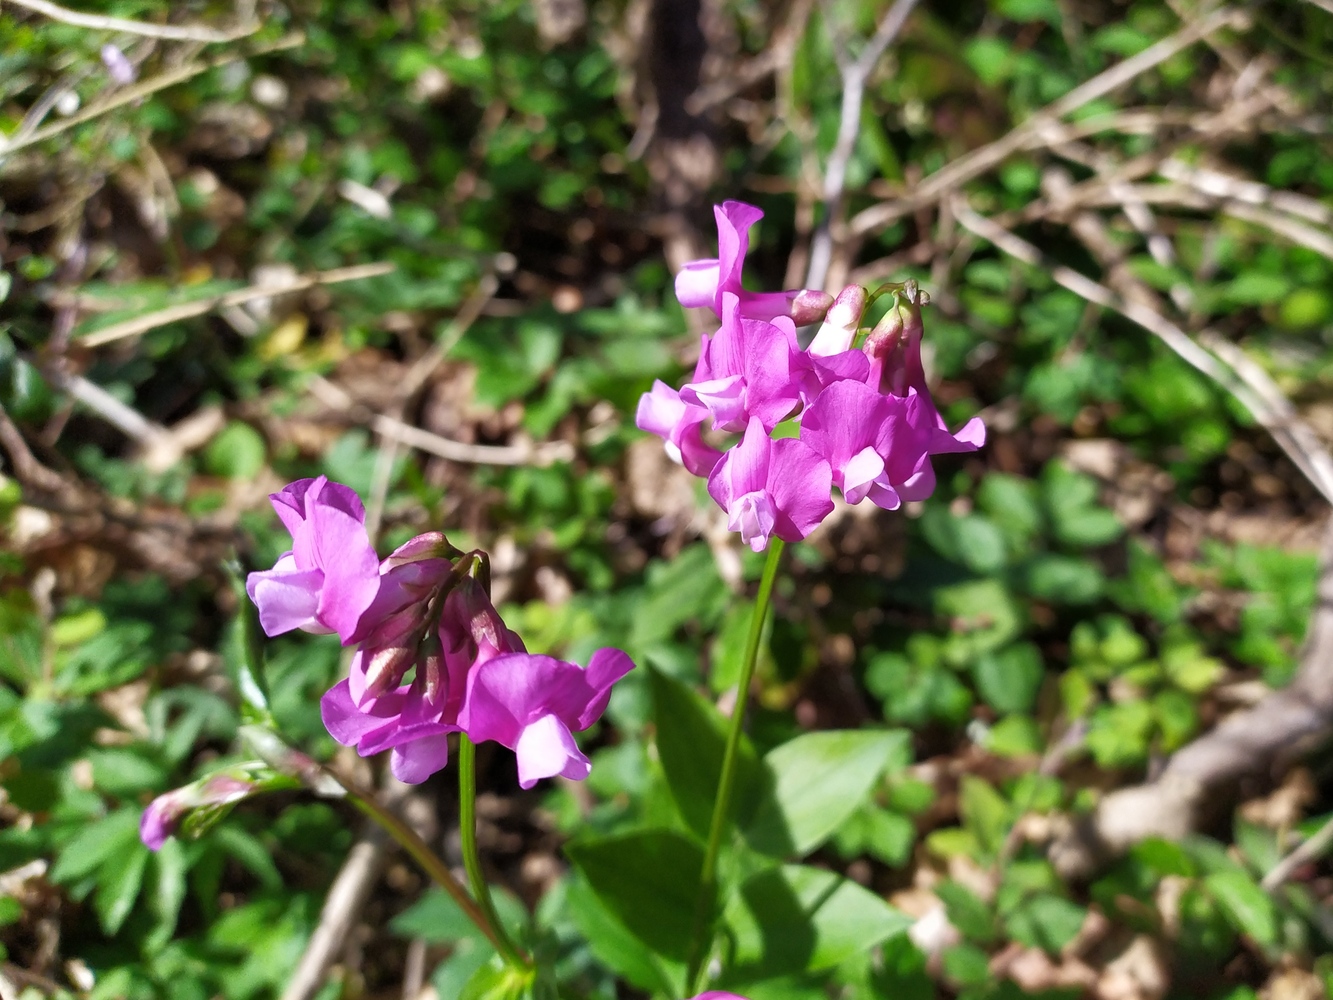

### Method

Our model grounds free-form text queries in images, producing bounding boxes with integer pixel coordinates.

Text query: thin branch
[307,376,574,468]
[280,833,389,1000]
[0,405,66,494]
[78,262,396,348]
[1262,812,1333,891]
[849,6,1248,238]
[805,0,921,290]
[951,197,1333,506]
[4,0,259,42]
[0,32,303,157]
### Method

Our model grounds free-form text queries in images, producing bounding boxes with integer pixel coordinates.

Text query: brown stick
[1052,517,1333,878]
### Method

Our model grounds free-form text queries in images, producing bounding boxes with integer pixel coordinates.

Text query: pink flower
[863,288,986,458]
[676,202,832,324]
[680,293,803,434]
[801,380,936,509]
[707,418,834,551]
[140,773,258,850]
[635,380,724,477]
[688,994,751,1000]
[324,574,525,785]
[457,648,634,789]
[245,477,382,644]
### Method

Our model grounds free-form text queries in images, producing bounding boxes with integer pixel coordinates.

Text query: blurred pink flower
[707,417,833,552]
[458,648,634,789]
[675,201,832,324]
[245,477,382,643]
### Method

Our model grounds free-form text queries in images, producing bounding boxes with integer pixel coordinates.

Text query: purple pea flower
[863,288,986,457]
[675,201,832,324]
[707,417,833,552]
[325,573,524,785]
[245,477,382,644]
[801,380,937,509]
[140,773,259,850]
[680,293,803,434]
[458,648,634,789]
[635,380,724,478]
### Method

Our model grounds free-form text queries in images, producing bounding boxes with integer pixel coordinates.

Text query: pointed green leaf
[745,729,910,857]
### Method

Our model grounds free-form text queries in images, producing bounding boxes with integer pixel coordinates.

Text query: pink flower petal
[391,735,452,784]
[515,713,589,789]
[246,562,325,636]
[675,259,721,310]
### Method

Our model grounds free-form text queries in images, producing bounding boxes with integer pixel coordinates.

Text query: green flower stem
[458,734,531,969]
[343,785,502,954]
[685,538,786,994]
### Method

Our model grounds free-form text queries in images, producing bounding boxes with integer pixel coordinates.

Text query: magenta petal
[515,714,590,789]
[458,652,544,747]
[736,289,802,322]
[768,437,834,541]
[321,680,403,747]
[303,503,382,643]
[247,562,324,637]
[139,797,176,851]
[676,260,721,310]
[636,380,687,438]
[728,418,773,495]
[576,648,636,729]
[391,735,452,784]
[715,201,764,307]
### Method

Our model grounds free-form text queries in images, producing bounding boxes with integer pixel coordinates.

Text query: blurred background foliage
[1,0,1333,998]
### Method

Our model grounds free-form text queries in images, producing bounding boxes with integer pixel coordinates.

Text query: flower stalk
[459,734,531,969]
[685,538,786,993]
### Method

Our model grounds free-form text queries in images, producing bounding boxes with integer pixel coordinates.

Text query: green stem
[459,734,531,969]
[684,538,785,994]
[344,787,502,954]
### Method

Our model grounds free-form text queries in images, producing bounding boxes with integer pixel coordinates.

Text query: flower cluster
[638,201,985,551]
[247,477,634,786]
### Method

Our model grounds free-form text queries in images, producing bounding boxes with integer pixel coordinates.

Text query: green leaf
[1022,554,1104,604]
[564,876,680,995]
[1205,870,1278,947]
[94,841,149,935]
[959,776,1010,857]
[721,865,911,982]
[51,808,142,884]
[1005,894,1087,954]
[650,668,762,838]
[564,828,706,961]
[745,729,910,857]
[145,838,187,953]
[936,881,997,944]
[973,643,1045,714]
[204,422,267,480]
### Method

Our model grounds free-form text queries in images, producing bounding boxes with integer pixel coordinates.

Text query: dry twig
[0,32,303,157]
[308,377,574,468]
[1262,812,1333,891]
[78,262,396,348]
[951,198,1333,505]
[804,0,922,290]
[4,0,258,42]
[848,6,1248,239]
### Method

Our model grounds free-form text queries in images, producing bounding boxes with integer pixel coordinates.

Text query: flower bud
[362,637,419,698]
[381,530,461,571]
[140,773,258,850]
[788,288,836,326]
[863,282,925,397]
[808,284,867,356]
[417,632,446,704]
